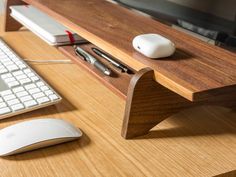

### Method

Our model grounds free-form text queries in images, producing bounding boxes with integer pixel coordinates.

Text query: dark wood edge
[4,0,27,32]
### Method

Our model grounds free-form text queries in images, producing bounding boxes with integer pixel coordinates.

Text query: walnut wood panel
[123,68,236,138]
[58,44,134,99]
[214,170,236,177]
[4,0,27,31]
[122,68,195,138]
[15,0,236,101]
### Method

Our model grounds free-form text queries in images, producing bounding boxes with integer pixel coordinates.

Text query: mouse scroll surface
[0,119,82,156]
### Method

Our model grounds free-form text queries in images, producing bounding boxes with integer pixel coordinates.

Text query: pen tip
[123,68,129,73]
[104,70,111,76]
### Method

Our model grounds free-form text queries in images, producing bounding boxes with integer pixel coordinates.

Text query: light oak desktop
[0,13,236,177]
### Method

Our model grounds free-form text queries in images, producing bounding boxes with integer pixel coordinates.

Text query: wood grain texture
[122,68,194,138]
[16,0,236,101]
[0,15,236,177]
[4,0,27,31]
[122,68,236,138]
[214,170,236,177]
[5,0,236,139]
[59,44,134,99]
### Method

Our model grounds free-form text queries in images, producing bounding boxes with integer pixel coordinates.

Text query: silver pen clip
[74,46,89,62]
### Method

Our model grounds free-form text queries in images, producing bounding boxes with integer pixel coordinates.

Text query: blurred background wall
[168,0,236,21]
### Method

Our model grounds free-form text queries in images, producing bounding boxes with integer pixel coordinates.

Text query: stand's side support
[122,68,236,139]
[4,0,27,32]
[122,68,196,139]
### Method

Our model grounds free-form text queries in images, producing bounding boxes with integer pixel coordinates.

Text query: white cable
[24,59,73,64]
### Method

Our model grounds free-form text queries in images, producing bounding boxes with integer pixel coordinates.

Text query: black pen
[92,48,129,73]
[74,46,111,76]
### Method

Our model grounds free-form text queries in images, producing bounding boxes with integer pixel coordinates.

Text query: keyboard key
[0,90,13,96]
[37,97,50,104]
[12,70,24,76]
[19,64,27,69]
[7,65,19,72]
[25,83,37,90]
[45,90,54,96]
[0,58,11,63]
[31,76,40,82]
[24,100,37,108]
[0,102,7,108]
[15,61,24,66]
[28,88,41,94]
[7,81,20,88]
[16,74,28,80]
[19,78,31,85]
[0,68,8,74]
[23,69,31,74]
[36,81,45,87]
[4,77,16,83]
[40,86,50,91]
[32,92,45,99]
[3,94,16,101]
[1,73,12,79]
[19,95,32,102]
[49,94,59,101]
[3,61,14,66]
[27,72,36,77]
[7,98,20,106]
[16,91,29,98]
[0,107,11,115]
[13,86,25,93]
[11,103,24,111]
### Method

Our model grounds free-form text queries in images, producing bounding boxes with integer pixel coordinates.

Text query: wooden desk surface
[0,16,236,177]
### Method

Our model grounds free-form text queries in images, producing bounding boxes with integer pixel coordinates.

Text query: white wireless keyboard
[0,38,62,119]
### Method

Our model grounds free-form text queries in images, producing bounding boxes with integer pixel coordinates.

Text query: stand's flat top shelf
[21,0,236,101]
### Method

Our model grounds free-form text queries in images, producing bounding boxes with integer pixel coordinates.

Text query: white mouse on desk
[132,33,176,59]
[0,119,82,156]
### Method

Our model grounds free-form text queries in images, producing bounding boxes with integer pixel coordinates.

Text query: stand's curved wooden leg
[121,67,236,139]
[122,68,195,139]
[4,0,27,32]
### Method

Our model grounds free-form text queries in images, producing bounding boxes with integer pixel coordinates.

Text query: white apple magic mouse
[0,118,82,156]
[132,33,175,59]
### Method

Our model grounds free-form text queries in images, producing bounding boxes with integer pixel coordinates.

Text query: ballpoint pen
[92,48,129,73]
[74,46,111,76]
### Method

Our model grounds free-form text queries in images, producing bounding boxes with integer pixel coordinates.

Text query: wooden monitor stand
[4,0,236,139]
